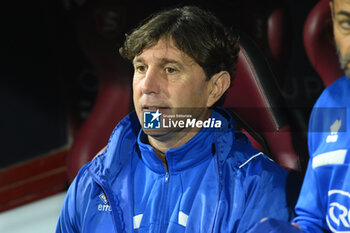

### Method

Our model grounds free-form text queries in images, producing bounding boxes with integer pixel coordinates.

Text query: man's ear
[206,71,231,107]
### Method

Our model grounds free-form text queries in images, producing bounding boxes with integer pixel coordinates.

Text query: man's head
[331,0,350,78]
[119,6,239,138]
[120,6,239,84]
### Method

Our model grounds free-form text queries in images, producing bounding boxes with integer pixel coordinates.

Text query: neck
[148,130,200,152]
[148,108,212,170]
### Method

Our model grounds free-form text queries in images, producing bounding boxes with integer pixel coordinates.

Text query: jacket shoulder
[224,131,287,177]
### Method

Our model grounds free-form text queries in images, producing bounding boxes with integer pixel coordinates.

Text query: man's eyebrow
[132,57,144,65]
[336,11,350,18]
[132,57,186,68]
[159,58,184,68]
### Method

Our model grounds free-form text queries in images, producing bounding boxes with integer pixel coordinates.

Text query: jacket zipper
[165,172,169,183]
[210,140,221,233]
[158,171,170,232]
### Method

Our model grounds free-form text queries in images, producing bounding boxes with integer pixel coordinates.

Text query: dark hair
[119,6,240,106]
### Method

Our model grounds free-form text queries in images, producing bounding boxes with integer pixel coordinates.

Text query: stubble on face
[335,41,350,78]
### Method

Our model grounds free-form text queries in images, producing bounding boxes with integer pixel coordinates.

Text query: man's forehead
[333,0,350,19]
[133,39,196,65]
[334,0,350,7]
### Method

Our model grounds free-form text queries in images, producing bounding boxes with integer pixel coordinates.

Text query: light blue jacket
[56,108,294,233]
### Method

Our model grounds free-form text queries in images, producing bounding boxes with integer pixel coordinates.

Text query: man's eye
[136,65,146,72]
[165,67,177,74]
[339,20,350,30]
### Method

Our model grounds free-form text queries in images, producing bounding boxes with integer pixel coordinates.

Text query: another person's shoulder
[308,76,349,156]
[315,76,350,108]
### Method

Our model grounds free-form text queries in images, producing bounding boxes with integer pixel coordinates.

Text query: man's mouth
[142,106,169,110]
[340,53,350,70]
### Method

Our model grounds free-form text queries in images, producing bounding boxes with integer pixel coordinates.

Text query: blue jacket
[294,76,350,232]
[56,108,294,233]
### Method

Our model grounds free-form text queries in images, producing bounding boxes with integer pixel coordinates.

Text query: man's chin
[142,127,183,137]
[345,69,350,79]
[142,127,187,143]
[142,128,168,137]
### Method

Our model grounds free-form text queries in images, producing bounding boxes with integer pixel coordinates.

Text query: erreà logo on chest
[326,120,342,143]
[98,193,111,212]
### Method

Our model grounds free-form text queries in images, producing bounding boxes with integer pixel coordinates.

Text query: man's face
[332,0,350,77]
[132,38,213,135]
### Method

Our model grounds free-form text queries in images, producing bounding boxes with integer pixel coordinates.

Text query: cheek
[345,37,350,55]
[132,82,143,124]
[132,78,142,97]
[132,80,142,111]
[166,85,185,104]
[335,33,350,55]
[169,82,208,107]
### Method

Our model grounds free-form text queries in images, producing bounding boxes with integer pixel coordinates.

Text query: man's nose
[141,68,161,94]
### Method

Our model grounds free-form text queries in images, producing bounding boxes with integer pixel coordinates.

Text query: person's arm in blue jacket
[292,159,329,233]
[236,153,298,232]
[56,167,85,233]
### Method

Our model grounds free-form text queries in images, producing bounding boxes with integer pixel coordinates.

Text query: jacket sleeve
[238,154,298,232]
[56,164,89,233]
[293,160,327,233]
[56,177,80,233]
[292,103,330,233]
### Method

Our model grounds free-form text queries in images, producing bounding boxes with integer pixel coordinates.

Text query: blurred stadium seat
[224,33,305,171]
